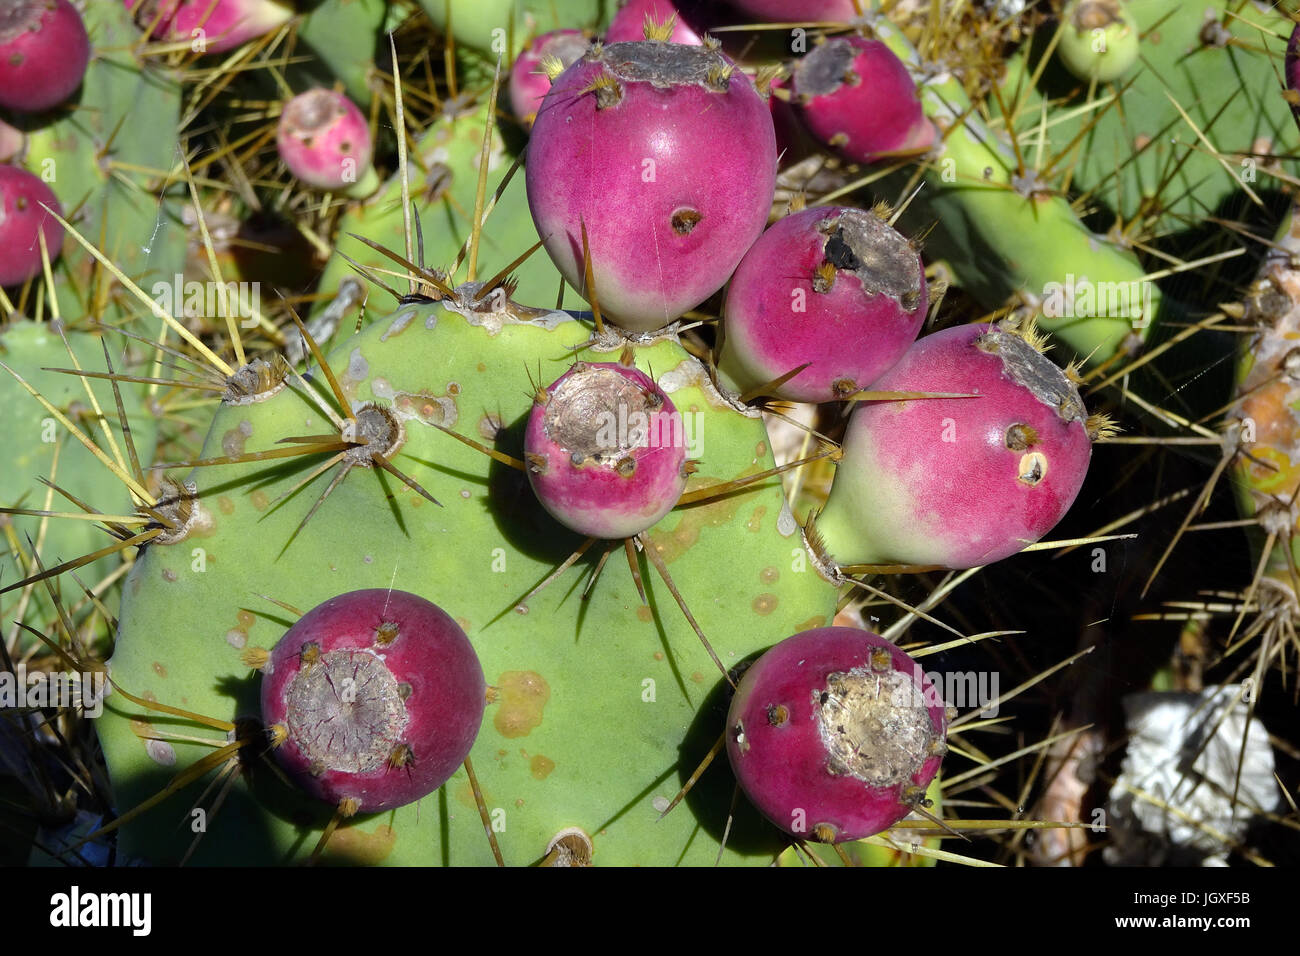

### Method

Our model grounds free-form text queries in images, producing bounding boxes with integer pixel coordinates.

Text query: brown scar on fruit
[493,670,551,738]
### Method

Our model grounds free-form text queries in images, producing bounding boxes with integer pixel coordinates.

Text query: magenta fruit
[814,324,1094,570]
[525,40,778,333]
[726,626,947,843]
[791,35,934,165]
[0,164,63,287]
[718,205,927,403]
[525,361,690,539]
[508,29,588,127]
[0,0,91,114]
[165,0,291,53]
[260,589,486,814]
[276,88,376,194]
[605,0,708,45]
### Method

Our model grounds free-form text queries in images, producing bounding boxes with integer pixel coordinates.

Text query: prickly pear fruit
[0,164,63,286]
[726,626,947,843]
[526,40,778,332]
[814,324,1094,570]
[791,35,934,165]
[605,0,708,45]
[1056,0,1140,83]
[0,0,91,113]
[260,589,486,814]
[167,0,291,53]
[525,361,690,539]
[508,29,588,126]
[276,88,375,194]
[718,205,927,402]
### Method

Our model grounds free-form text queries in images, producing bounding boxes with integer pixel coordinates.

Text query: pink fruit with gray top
[508,29,589,126]
[791,35,934,165]
[726,626,948,843]
[0,164,63,286]
[260,589,486,813]
[525,361,690,539]
[718,205,927,402]
[813,324,1094,570]
[0,0,91,113]
[276,88,374,193]
[525,40,778,333]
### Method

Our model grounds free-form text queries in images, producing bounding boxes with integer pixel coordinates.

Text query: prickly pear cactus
[6,0,1300,872]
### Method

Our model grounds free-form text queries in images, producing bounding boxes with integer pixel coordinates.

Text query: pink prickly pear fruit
[508,29,588,127]
[605,0,708,45]
[122,0,180,38]
[0,0,91,114]
[525,40,778,333]
[726,626,948,843]
[728,0,863,22]
[813,324,1095,570]
[791,35,935,165]
[260,589,486,814]
[167,0,291,54]
[525,361,691,539]
[0,164,63,287]
[276,89,376,194]
[718,205,927,403]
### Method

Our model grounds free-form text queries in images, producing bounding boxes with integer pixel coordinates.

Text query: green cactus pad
[98,295,837,865]
[0,320,160,646]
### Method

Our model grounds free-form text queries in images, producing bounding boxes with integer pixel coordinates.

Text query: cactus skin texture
[98,296,837,865]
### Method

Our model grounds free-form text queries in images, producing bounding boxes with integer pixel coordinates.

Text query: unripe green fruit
[1057,0,1140,83]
